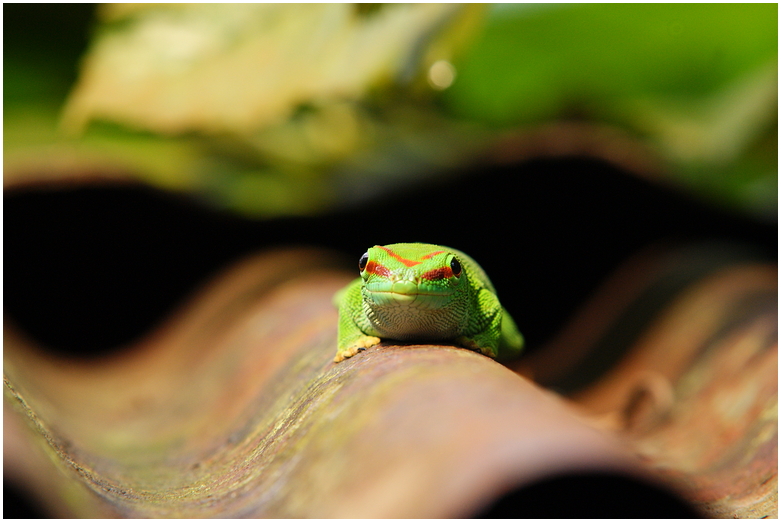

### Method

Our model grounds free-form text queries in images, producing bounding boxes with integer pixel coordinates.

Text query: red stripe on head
[421,266,453,281]
[377,246,420,267]
[366,260,391,278]
[420,250,445,260]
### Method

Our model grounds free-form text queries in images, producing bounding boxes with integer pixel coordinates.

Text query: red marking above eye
[366,261,391,277]
[378,246,421,267]
[420,250,445,260]
[421,266,453,281]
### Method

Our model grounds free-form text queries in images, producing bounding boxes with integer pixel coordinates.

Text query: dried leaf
[62,4,472,135]
[4,250,637,517]
[5,248,776,517]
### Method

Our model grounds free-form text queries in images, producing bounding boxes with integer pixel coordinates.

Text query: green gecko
[333,243,523,363]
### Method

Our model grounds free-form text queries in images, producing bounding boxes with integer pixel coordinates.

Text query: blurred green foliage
[447,4,776,122]
[4,4,777,219]
[444,4,777,217]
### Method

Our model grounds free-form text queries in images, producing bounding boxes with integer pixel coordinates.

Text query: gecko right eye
[358,252,369,272]
[449,256,462,278]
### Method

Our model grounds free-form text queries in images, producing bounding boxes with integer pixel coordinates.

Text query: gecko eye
[449,256,462,277]
[358,252,369,272]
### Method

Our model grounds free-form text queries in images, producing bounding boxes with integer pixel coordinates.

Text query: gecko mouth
[366,281,452,306]
[367,280,450,295]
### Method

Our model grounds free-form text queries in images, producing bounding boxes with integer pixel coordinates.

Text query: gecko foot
[334,336,381,363]
[455,336,498,359]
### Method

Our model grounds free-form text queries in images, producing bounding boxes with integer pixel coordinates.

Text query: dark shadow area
[3,480,50,519]
[4,157,776,356]
[475,471,703,518]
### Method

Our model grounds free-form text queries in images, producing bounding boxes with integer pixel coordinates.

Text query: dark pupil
[450,257,462,277]
[359,252,369,271]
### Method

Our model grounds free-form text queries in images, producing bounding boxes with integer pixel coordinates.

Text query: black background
[6,159,776,358]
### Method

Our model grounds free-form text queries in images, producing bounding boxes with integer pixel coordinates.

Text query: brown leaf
[5,246,776,517]
[4,249,640,517]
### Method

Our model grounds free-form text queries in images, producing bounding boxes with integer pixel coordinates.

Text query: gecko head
[357,243,466,309]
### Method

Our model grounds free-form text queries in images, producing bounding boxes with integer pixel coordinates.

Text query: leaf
[443,3,778,217]
[61,4,477,135]
[516,244,778,517]
[4,246,777,517]
[445,4,777,125]
[4,249,636,517]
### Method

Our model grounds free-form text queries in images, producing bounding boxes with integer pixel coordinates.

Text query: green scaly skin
[333,243,524,363]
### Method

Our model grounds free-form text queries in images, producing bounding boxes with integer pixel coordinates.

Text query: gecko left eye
[449,256,462,277]
[358,252,369,272]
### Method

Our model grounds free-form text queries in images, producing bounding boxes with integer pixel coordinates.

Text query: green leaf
[443,4,777,217]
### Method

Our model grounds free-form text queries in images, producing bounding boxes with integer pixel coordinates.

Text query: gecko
[333,243,523,363]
